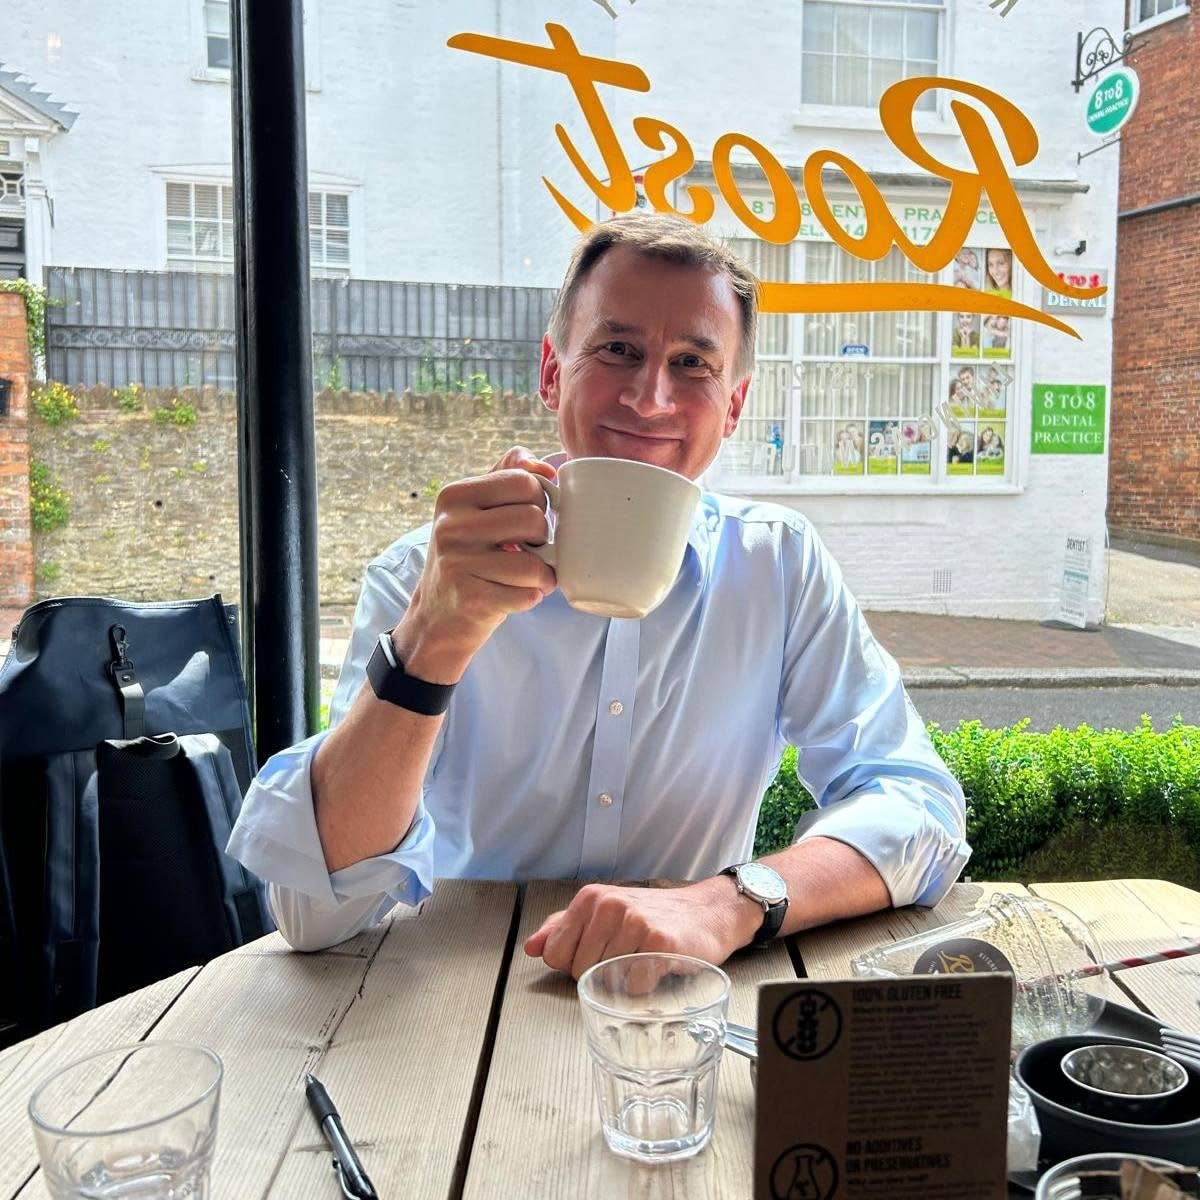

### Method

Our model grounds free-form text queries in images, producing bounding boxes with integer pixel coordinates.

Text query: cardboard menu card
[754,974,1012,1200]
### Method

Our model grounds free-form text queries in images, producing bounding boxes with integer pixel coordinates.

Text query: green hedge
[315,699,1200,886]
[755,719,1200,887]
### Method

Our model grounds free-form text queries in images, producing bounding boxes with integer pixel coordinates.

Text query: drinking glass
[1034,1152,1187,1199]
[850,892,1105,1048]
[577,952,729,1163]
[28,1041,222,1199]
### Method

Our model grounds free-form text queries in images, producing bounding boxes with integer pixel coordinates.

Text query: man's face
[539,245,750,480]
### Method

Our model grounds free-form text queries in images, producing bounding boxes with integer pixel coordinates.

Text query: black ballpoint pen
[305,1073,380,1200]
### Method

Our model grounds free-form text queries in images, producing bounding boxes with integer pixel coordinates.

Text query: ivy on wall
[0,278,59,368]
[29,460,70,532]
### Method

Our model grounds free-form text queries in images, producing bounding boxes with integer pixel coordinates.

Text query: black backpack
[0,594,273,1046]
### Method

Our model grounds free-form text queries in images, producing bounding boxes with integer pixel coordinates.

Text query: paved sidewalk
[307,607,1200,690]
[10,541,1199,691]
[863,610,1200,688]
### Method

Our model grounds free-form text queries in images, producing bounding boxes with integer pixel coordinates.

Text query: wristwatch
[721,862,789,947]
[365,630,457,716]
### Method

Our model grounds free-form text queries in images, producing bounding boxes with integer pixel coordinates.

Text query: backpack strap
[177,734,271,944]
[43,750,101,1025]
[0,774,20,1043]
[106,624,145,741]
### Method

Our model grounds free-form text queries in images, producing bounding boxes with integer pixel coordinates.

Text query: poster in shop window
[976,422,1006,474]
[947,422,975,475]
[900,418,933,476]
[833,422,865,475]
[867,420,899,474]
[977,365,1011,418]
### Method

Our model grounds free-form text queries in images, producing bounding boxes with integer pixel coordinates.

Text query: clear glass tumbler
[850,893,1105,1048]
[28,1041,223,1200]
[578,953,730,1164]
[1034,1152,1187,1200]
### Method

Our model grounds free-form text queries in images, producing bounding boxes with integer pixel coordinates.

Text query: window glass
[804,1,944,111]
[204,0,230,70]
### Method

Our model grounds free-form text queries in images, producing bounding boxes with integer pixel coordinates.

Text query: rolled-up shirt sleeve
[777,521,970,908]
[227,542,440,950]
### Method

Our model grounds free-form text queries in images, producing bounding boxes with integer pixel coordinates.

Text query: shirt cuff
[792,777,971,909]
[226,730,436,910]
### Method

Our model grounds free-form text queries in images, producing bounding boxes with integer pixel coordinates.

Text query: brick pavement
[7,603,1199,678]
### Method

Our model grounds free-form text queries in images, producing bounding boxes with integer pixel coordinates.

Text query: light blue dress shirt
[228,491,969,951]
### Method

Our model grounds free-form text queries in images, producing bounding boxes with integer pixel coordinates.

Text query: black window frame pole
[230,0,321,759]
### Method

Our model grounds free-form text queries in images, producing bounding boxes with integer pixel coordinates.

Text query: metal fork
[1161,1026,1200,1071]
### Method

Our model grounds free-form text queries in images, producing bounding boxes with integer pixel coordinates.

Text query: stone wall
[28,385,559,607]
[0,294,32,620]
[1108,8,1200,544]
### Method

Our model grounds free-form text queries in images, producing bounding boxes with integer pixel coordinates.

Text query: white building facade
[0,0,1126,621]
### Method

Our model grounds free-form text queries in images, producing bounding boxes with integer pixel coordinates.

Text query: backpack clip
[107,624,145,739]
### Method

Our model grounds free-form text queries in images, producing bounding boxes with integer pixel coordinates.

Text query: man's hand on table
[523,876,762,980]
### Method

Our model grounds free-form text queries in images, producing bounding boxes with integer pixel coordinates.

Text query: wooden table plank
[13,906,396,1199]
[1,967,200,1199]
[1030,879,1200,1034]
[462,881,797,1200]
[264,880,519,1199]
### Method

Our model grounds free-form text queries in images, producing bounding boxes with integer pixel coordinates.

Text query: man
[228,213,968,973]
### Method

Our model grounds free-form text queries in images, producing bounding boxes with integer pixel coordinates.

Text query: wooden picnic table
[2,878,1198,1198]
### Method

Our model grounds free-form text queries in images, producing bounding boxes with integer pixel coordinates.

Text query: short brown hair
[547,212,759,380]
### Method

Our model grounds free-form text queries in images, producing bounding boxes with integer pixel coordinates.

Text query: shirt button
[608,700,624,716]
[597,792,614,807]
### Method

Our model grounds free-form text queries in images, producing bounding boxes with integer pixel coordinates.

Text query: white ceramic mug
[526,457,700,619]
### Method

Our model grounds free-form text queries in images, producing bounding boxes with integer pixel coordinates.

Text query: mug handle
[522,475,559,566]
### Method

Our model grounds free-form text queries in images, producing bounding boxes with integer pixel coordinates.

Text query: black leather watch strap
[755,895,788,946]
[366,631,457,716]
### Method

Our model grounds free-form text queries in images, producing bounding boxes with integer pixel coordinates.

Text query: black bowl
[1014,1034,1200,1166]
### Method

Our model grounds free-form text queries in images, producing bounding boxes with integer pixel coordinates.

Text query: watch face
[737,862,787,905]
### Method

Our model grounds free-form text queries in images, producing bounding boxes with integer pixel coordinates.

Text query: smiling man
[228,213,968,970]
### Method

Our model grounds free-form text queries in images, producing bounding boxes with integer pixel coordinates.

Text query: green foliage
[755,718,1200,885]
[29,460,70,532]
[753,746,816,858]
[32,381,79,426]
[92,438,111,453]
[413,349,497,399]
[36,560,62,586]
[114,383,144,412]
[422,478,443,499]
[192,460,208,473]
[153,397,198,427]
[0,277,60,364]
[322,354,345,391]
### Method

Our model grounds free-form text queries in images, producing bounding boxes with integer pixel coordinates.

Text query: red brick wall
[1108,9,1200,541]
[0,293,33,618]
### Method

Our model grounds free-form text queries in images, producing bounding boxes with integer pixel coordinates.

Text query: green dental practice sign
[1031,384,1106,455]
[1086,68,1139,137]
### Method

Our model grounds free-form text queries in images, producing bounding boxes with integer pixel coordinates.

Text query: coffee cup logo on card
[771,988,843,1062]
[914,937,1016,976]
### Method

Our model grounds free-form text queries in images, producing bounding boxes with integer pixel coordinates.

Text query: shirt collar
[542,451,711,555]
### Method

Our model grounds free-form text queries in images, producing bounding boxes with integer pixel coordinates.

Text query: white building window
[0,168,25,214]
[720,236,1018,488]
[802,0,944,111]
[309,191,350,275]
[1128,0,1189,29]
[1133,0,1187,20]
[166,181,234,269]
[204,1,231,71]
[166,181,351,275]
